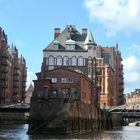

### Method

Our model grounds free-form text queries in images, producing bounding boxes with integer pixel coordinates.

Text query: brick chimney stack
[82,28,87,38]
[54,28,60,39]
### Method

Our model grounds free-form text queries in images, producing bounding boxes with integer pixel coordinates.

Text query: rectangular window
[68,77,73,83]
[46,58,48,65]
[61,88,69,94]
[61,78,67,83]
[52,90,57,97]
[97,69,102,75]
[66,44,75,50]
[51,78,57,83]
[54,44,58,50]
[61,88,70,101]
[99,60,103,66]
[61,77,73,83]
[70,44,75,50]
[88,64,92,74]
[45,77,51,80]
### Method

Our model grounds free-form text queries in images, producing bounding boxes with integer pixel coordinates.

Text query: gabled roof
[26,84,34,93]
[44,26,87,51]
[45,67,92,82]
[44,26,98,51]
[84,30,97,45]
[45,67,81,75]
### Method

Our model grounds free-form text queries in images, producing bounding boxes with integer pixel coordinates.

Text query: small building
[28,67,113,134]
[125,89,140,104]
[25,84,34,104]
[34,68,94,104]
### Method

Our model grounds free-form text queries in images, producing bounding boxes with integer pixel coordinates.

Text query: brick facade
[0,27,27,104]
[39,25,124,108]
[34,68,94,104]
[125,89,140,104]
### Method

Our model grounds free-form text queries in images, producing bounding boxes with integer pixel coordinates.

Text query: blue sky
[0,0,140,94]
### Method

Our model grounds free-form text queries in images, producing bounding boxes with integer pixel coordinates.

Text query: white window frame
[71,56,77,66]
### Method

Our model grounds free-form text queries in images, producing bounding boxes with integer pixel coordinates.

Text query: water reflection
[0,124,140,140]
[96,127,140,140]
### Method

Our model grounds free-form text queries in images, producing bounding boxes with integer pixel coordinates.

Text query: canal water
[0,125,140,140]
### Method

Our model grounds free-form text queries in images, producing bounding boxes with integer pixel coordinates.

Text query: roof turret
[84,30,97,45]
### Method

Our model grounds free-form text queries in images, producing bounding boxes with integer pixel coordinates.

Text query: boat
[129,121,140,126]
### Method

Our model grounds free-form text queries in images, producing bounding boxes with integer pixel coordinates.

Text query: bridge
[109,103,140,118]
[0,102,140,126]
[0,103,30,124]
[0,102,30,112]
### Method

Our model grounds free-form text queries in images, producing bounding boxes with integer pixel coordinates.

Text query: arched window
[57,56,62,65]
[88,57,92,64]
[71,56,77,66]
[48,56,55,65]
[63,56,69,66]
[78,57,84,66]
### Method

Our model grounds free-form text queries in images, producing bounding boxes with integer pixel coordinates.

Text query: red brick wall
[81,76,92,104]
[34,68,93,104]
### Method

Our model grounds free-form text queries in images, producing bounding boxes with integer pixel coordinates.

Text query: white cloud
[26,71,37,89]
[84,0,140,92]
[84,0,140,36]
[123,55,140,71]
[122,55,140,93]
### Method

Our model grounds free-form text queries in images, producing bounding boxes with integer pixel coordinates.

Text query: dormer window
[53,40,59,50]
[66,44,75,50]
[65,39,76,50]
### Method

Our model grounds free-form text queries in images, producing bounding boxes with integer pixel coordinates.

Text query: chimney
[82,28,87,35]
[54,28,60,39]
[82,28,87,39]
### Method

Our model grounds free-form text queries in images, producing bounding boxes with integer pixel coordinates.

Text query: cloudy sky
[0,0,140,93]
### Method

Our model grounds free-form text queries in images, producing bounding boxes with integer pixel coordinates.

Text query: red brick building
[25,84,34,104]
[125,89,140,104]
[34,68,94,104]
[95,46,124,108]
[0,27,27,104]
[37,25,124,108]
